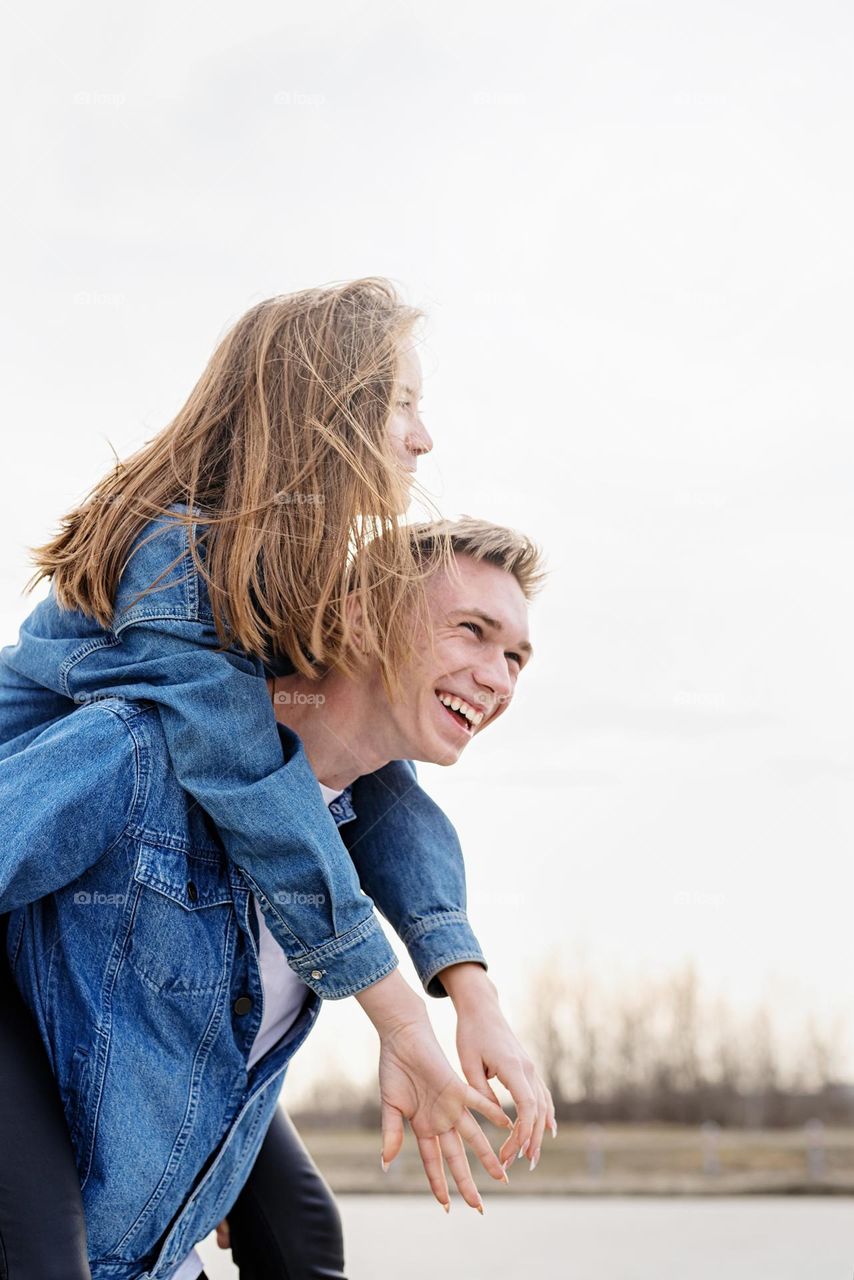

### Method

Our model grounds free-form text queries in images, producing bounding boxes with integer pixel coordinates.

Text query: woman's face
[386,347,433,476]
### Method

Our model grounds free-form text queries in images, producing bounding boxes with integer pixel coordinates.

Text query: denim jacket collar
[327,785,355,826]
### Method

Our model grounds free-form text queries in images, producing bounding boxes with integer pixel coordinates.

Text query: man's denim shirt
[0,501,486,999]
[2,696,358,1276]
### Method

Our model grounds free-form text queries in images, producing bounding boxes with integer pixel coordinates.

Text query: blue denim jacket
[0,502,485,998]
[3,696,352,1277]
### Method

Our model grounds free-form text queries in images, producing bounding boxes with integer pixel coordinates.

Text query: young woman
[0,281,552,1278]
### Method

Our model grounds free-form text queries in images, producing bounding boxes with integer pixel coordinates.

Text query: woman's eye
[397,399,412,410]
[461,621,482,637]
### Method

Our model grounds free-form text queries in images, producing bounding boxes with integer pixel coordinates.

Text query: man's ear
[343,593,368,655]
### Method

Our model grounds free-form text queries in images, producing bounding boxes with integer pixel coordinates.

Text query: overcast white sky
[1,1,852,1099]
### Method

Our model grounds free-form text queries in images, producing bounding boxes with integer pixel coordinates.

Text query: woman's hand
[377,1013,512,1211]
[439,963,557,1172]
[215,1217,230,1248]
[356,969,513,1210]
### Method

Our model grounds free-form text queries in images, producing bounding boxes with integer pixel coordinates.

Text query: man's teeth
[436,691,484,727]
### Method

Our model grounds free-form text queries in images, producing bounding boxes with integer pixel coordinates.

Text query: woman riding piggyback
[1,279,483,994]
[0,280,516,1277]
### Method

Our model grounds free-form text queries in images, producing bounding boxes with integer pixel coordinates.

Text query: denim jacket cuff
[399,911,488,998]
[286,914,400,1000]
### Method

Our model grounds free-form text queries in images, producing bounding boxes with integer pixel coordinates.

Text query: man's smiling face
[381,554,533,766]
[267,535,541,790]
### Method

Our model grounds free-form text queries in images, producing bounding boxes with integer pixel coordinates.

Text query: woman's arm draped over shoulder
[2,509,395,998]
[64,615,400,999]
[0,507,489,1000]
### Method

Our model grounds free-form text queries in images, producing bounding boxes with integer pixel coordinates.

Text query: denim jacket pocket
[127,842,235,996]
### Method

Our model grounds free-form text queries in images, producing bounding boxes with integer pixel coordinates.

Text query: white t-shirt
[169,779,344,1280]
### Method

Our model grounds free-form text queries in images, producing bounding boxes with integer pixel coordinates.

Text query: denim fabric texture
[4,697,334,1276]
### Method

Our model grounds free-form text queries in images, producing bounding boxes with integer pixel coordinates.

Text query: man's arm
[342,760,489,997]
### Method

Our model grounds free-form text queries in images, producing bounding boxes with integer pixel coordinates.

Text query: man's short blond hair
[407,516,547,601]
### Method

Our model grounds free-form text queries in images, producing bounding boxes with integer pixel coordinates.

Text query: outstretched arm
[439,961,557,1172]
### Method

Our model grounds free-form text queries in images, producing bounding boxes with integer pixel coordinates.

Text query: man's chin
[385,738,469,768]
[420,740,468,767]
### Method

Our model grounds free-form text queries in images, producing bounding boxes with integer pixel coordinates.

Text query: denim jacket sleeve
[58,616,401,998]
[0,703,136,912]
[343,761,487,998]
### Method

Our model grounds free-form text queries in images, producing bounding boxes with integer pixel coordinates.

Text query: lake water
[196,1195,854,1278]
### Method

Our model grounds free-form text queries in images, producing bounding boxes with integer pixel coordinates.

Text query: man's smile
[434,688,486,736]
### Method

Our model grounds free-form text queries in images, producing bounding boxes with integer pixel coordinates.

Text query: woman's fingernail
[381,1156,389,1173]
[500,1164,510,1183]
[475,1199,485,1214]
[440,1201,450,1213]
[550,1120,558,1139]
[529,1149,540,1172]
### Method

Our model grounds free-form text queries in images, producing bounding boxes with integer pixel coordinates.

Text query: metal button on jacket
[310,969,323,980]
[233,996,253,1015]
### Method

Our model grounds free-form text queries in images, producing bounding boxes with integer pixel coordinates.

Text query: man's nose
[475,655,515,705]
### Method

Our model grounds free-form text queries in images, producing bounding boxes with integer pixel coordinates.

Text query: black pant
[227,1107,345,1280]
[0,919,346,1280]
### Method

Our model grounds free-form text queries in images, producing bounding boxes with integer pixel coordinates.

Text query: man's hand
[439,962,557,1172]
[357,969,513,1210]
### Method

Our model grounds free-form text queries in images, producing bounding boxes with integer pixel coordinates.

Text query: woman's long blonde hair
[26,278,454,693]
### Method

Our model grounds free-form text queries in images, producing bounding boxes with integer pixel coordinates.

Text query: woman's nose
[407,416,433,457]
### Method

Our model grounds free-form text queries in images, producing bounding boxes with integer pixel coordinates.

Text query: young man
[0,518,553,1279]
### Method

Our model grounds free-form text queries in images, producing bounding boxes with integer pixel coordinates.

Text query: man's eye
[461,621,482,637]
[506,652,522,667]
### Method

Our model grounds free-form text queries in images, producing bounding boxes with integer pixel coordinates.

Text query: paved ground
[196,1195,854,1278]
